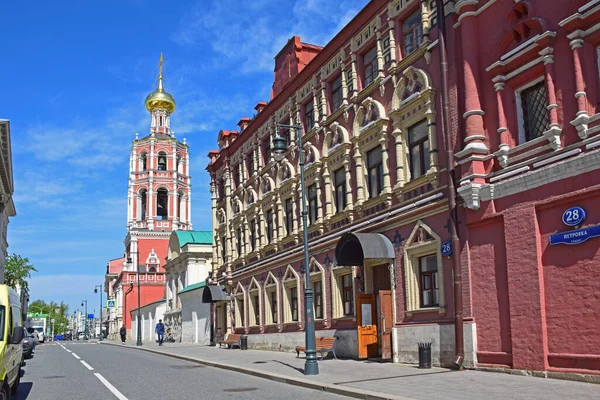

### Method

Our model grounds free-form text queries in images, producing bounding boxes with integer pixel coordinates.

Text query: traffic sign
[107,300,116,308]
[88,314,94,319]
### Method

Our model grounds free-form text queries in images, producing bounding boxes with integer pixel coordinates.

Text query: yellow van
[0,285,24,398]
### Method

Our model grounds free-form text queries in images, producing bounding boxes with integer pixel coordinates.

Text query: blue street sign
[562,206,586,227]
[88,314,94,319]
[106,300,115,308]
[441,241,452,257]
[550,225,600,245]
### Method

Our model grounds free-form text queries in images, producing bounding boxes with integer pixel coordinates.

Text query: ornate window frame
[263,271,280,326]
[403,221,446,314]
[390,66,439,199]
[247,277,262,328]
[322,122,353,227]
[276,160,299,247]
[308,258,327,322]
[330,265,356,319]
[233,282,246,330]
[352,97,392,213]
[301,142,325,236]
[282,265,300,325]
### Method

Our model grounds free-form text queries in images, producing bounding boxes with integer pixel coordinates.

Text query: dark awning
[335,232,395,266]
[202,285,230,303]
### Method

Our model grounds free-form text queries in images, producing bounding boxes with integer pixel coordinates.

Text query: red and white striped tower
[125,53,192,271]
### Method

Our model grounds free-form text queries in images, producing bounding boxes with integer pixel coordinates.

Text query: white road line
[80,360,94,371]
[94,373,129,400]
[66,349,72,353]
[72,353,81,360]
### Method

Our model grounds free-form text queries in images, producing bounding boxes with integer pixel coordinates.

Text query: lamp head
[272,136,287,162]
[94,288,98,294]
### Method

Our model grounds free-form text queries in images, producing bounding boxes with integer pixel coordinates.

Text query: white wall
[179,291,210,344]
[131,302,166,342]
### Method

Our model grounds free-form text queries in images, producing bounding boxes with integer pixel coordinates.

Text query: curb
[101,341,412,400]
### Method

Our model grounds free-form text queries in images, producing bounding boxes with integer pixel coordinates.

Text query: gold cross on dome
[159,53,164,76]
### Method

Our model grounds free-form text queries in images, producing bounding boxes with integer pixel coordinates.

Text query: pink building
[206,0,600,378]
[456,0,600,375]
[105,55,193,338]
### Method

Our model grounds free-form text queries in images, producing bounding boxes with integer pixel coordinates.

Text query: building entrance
[335,233,396,361]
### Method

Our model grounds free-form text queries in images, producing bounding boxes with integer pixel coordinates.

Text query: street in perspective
[3,0,600,399]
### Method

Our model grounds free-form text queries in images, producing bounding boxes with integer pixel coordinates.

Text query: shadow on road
[13,382,33,400]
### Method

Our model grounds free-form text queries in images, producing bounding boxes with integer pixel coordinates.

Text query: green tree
[4,253,37,291]
[28,299,70,334]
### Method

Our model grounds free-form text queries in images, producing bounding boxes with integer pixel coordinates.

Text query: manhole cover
[168,365,204,369]
[43,376,66,379]
[223,388,258,393]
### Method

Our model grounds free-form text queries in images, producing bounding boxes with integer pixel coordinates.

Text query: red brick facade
[207,0,600,375]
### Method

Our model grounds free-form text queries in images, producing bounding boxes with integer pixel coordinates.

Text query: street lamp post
[94,285,104,341]
[127,257,143,346]
[272,122,318,376]
[81,300,88,338]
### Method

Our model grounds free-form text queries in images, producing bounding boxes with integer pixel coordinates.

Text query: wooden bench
[296,337,337,360]
[218,333,242,349]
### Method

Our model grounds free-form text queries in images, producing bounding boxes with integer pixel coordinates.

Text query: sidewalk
[102,340,599,400]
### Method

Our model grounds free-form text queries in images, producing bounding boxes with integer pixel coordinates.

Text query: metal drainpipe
[435,0,464,368]
[124,283,134,336]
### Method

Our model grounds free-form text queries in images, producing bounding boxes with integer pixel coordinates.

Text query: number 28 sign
[562,206,586,227]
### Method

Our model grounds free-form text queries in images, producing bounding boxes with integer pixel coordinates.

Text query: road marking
[80,360,94,371]
[66,349,72,353]
[72,353,81,360]
[94,373,129,400]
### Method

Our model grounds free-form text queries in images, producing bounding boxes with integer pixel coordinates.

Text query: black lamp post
[94,285,103,341]
[272,122,318,376]
[81,300,88,339]
[127,256,143,346]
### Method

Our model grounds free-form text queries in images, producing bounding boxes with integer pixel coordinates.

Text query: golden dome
[145,54,176,113]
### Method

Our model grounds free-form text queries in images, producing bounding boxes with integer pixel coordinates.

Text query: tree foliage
[28,299,70,334]
[4,253,37,292]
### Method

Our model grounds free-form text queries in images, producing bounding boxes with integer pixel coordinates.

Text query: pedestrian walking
[155,319,165,346]
[120,325,126,344]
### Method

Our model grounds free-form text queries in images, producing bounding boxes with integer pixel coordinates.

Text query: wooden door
[379,290,393,360]
[357,294,378,359]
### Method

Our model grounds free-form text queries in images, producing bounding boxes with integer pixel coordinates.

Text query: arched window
[176,155,182,173]
[177,191,183,219]
[158,152,167,171]
[140,189,147,220]
[149,266,157,273]
[157,188,168,220]
[159,115,163,126]
[141,152,147,171]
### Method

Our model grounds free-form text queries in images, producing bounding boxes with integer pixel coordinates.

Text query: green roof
[178,281,206,295]
[130,298,166,312]
[175,231,212,247]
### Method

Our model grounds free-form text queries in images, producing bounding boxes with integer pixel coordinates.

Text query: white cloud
[171,0,369,74]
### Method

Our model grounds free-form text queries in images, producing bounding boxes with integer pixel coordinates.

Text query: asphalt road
[16,341,350,400]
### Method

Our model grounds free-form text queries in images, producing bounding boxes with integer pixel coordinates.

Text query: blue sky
[0,0,369,316]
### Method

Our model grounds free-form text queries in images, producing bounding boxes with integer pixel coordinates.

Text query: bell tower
[125,54,192,270]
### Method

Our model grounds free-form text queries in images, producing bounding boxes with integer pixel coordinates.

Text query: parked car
[77,332,87,340]
[22,333,35,359]
[0,284,25,397]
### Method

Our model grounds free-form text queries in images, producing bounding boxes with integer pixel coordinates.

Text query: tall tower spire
[145,54,176,136]
[127,53,192,238]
